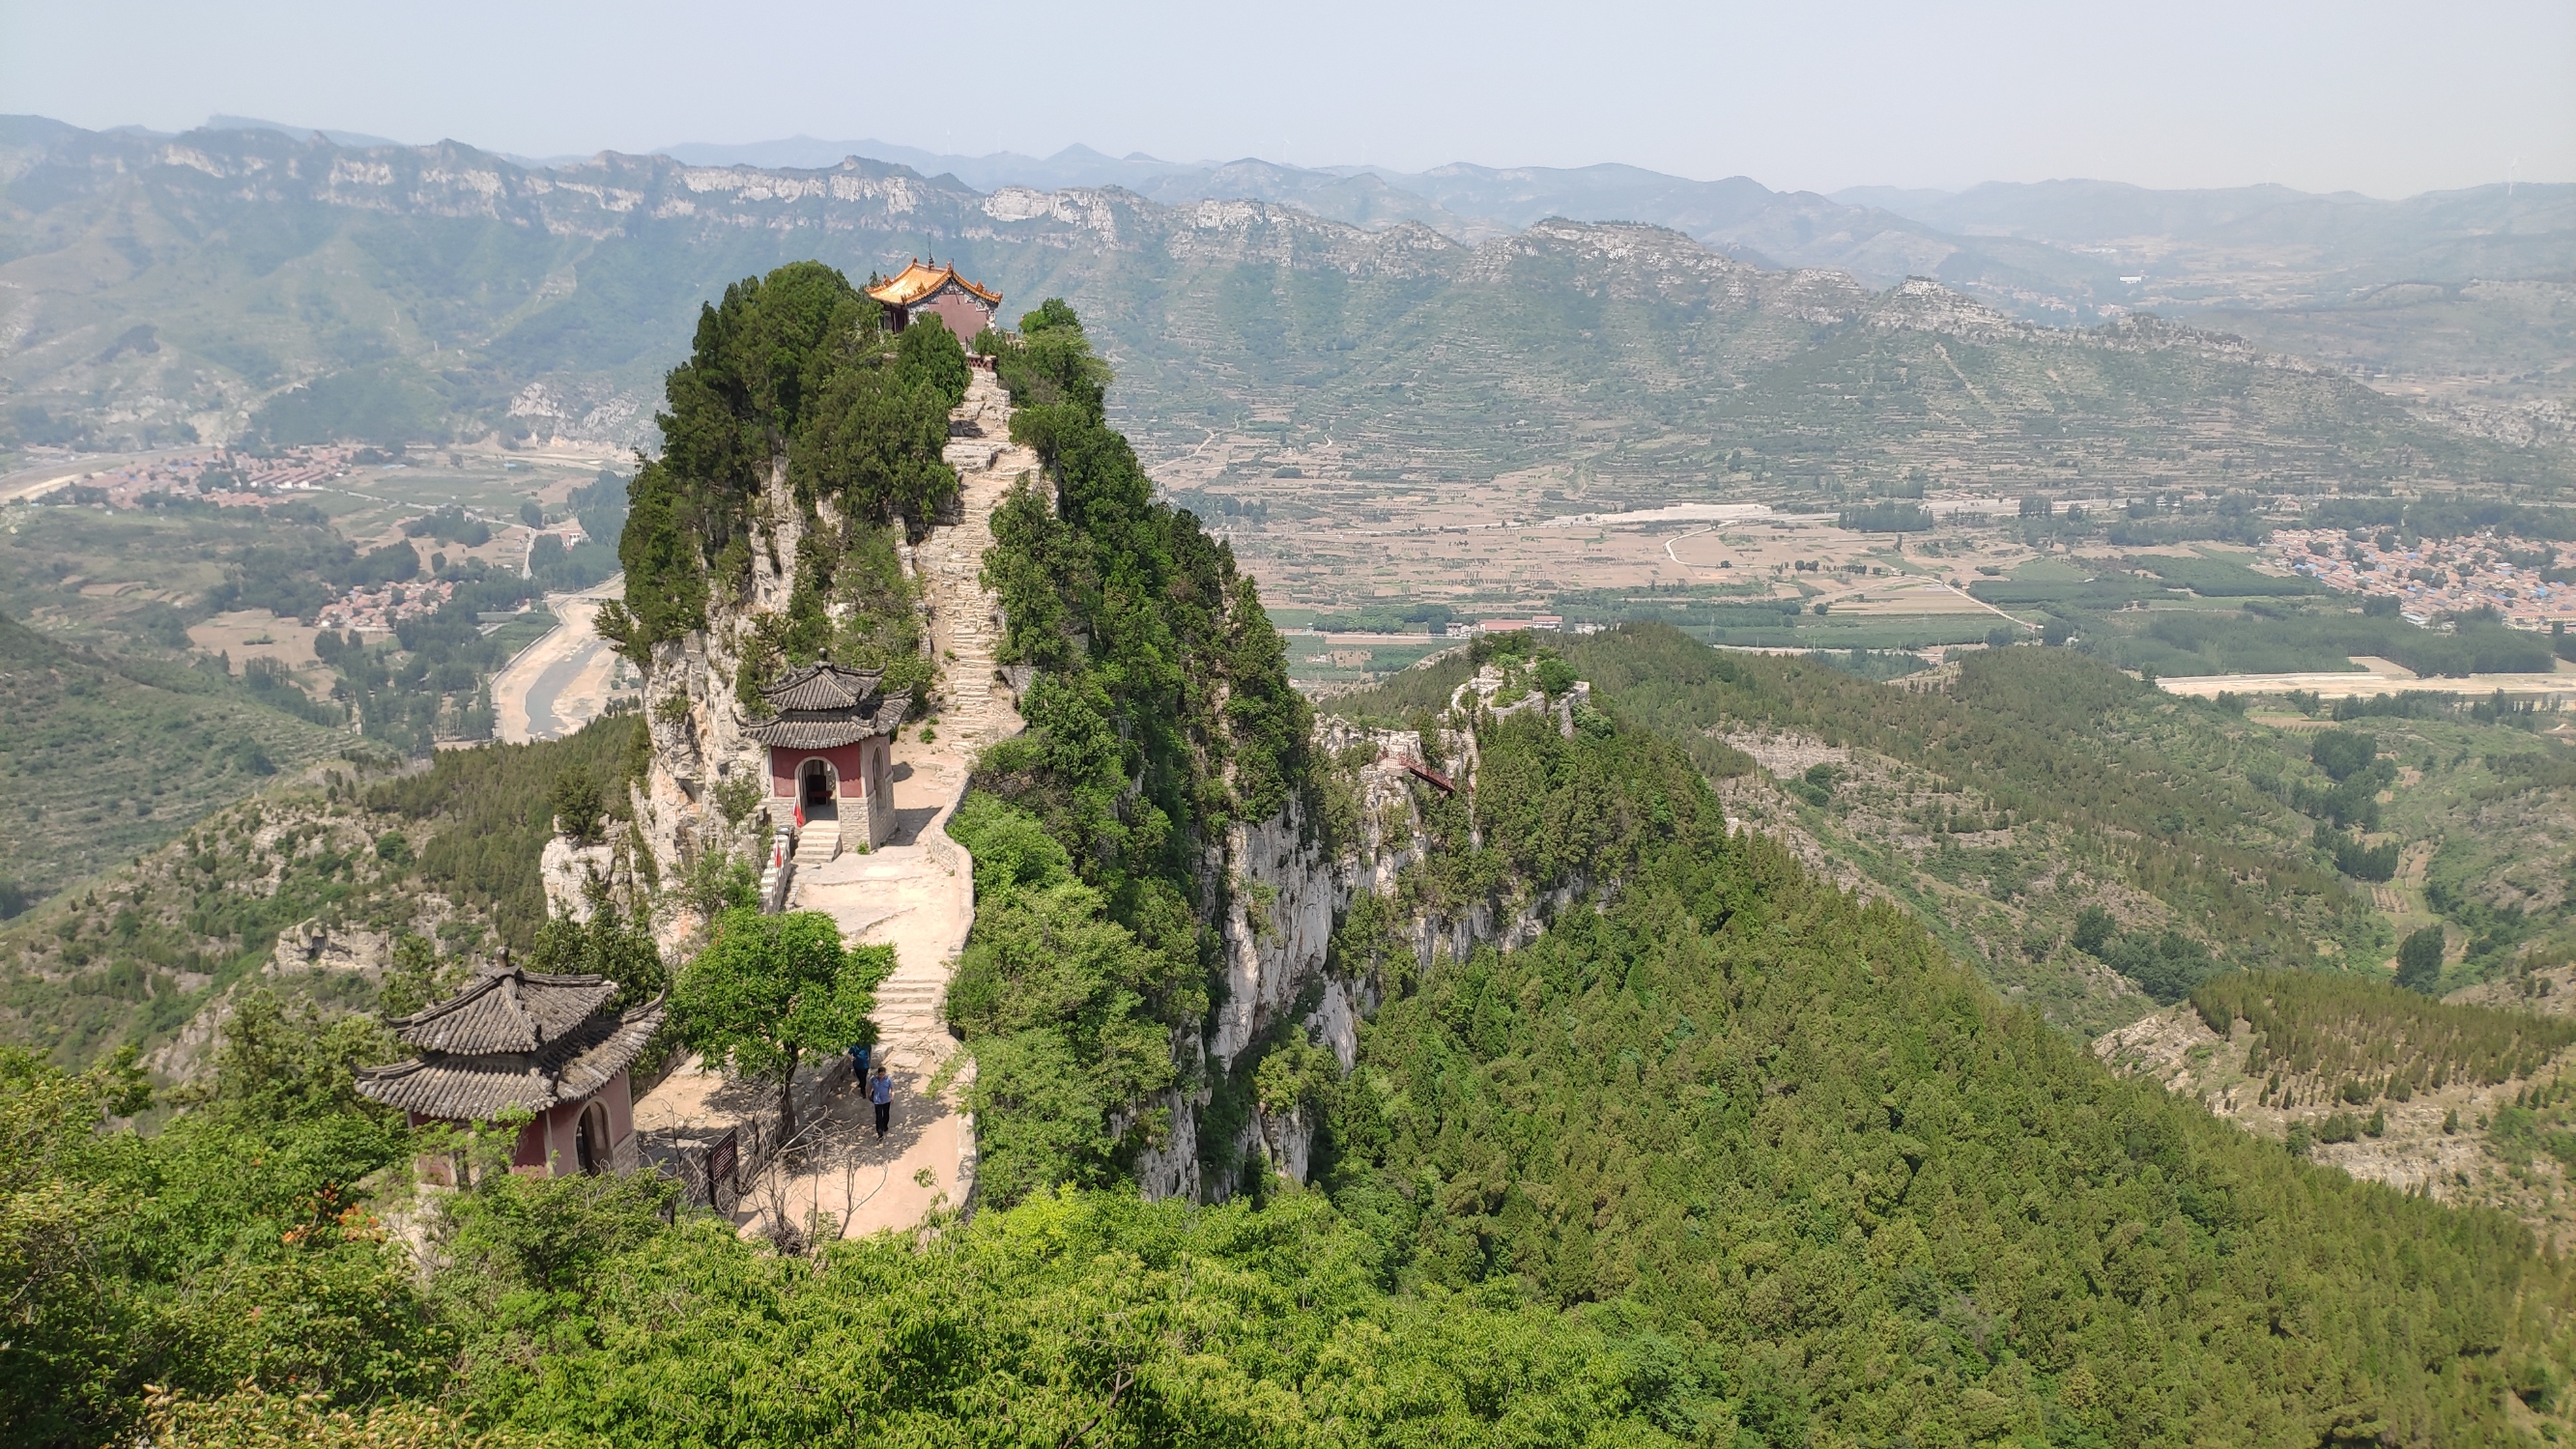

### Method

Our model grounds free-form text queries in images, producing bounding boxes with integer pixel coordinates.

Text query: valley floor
[492,586,633,743]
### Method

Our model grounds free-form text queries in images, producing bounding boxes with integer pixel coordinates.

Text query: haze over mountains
[2,114,2568,496]
[144,115,2576,317]
[639,130,2576,326]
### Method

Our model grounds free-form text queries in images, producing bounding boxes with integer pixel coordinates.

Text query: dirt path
[754,367,1035,1237]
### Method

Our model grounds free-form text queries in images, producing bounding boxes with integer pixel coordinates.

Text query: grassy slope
[0,614,345,905]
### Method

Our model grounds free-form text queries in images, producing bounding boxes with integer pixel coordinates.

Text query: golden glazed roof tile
[866,259,1002,308]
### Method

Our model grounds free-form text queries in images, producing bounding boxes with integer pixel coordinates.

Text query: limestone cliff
[1145,676,1598,1201]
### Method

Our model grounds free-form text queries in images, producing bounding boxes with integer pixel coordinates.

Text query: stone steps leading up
[917,371,1032,752]
[793,821,840,867]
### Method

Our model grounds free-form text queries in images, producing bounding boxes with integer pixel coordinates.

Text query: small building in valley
[866,258,1002,341]
[354,963,664,1179]
[741,654,909,850]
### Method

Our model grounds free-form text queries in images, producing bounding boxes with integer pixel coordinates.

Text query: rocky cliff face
[1143,687,1597,1199]
[623,458,878,948]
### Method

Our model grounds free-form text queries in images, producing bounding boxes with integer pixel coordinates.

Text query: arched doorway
[801,758,837,809]
[574,1100,611,1175]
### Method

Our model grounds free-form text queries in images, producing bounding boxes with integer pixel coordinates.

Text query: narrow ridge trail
[761,366,1034,1238]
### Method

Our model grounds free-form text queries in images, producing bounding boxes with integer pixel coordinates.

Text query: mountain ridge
[3,119,2562,500]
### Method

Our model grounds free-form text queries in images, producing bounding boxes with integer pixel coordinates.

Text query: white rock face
[541,838,615,922]
[1199,698,1593,1198]
[1213,799,1335,1065]
[624,462,816,952]
[1129,1087,1202,1202]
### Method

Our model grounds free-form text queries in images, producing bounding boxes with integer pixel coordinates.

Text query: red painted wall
[770,744,868,802]
[908,290,995,345]
[419,1069,635,1179]
[603,1068,633,1148]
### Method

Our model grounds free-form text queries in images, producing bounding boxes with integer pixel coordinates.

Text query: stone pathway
[749,365,1034,1239]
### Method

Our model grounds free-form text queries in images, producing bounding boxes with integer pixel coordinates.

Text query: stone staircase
[869,967,951,1039]
[921,367,1038,749]
[753,367,1036,1231]
[792,817,840,867]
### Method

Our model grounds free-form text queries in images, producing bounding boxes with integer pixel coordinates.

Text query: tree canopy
[606,263,971,659]
[672,907,891,1145]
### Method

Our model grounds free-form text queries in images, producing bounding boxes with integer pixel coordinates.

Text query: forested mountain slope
[1339,629,2382,1034]
[0,714,650,1069]
[16,639,2575,1443]
[2102,969,2576,1246]
[14,277,2576,1447]
[6,120,2560,500]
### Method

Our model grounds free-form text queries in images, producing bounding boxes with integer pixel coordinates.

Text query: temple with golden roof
[866,257,1002,341]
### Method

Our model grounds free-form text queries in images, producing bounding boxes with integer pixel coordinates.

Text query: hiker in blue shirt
[870,1065,894,1138]
[848,1041,871,1083]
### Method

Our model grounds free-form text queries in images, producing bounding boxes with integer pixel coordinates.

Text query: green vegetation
[2191,969,2576,1092]
[2125,554,2319,598]
[1425,628,2360,1013]
[17,681,2576,1444]
[0,714,644,1066]
[2270,705,2576,989]
[1838,500,1932,531]
[1963,551,2556,678]
[673,907,890,1146]
[606,263,968,665]
[942,791,1204,1204]
[1318,825,2570,1443]
[364,714,648,952]
[14,255,2576,1444]
[312,582,560,754]
[0,471,616,929]
[0,1012,423,1447]
[2083,605,2555,678]
[978,298,1309,855]
[0,613,345,911]
[2399,924,2448,992]
[931,298,1312,1200]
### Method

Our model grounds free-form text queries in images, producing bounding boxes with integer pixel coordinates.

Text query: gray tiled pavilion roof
[758,657,883,713]
[740,689,911,749]
[390,964,616,1053]
[739,653,907,749]
[352,964,665,1122]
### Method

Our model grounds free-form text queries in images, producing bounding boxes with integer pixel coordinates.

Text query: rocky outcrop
[1163,682,1605,1198]
[267,918,393,976]
[540,838,615,922]
[623,456,865,950]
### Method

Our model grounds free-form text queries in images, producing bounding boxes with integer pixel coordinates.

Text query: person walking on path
[870,1065,894,1138]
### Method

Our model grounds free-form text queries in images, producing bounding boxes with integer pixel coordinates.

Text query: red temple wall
[770,744,868,802]
[908,290,995,344]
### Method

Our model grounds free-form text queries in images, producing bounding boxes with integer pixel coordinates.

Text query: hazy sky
[2,0,2568,196]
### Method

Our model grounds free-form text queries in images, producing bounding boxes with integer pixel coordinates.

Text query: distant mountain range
[157,117,2576,321]
[0,116,2565,495]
